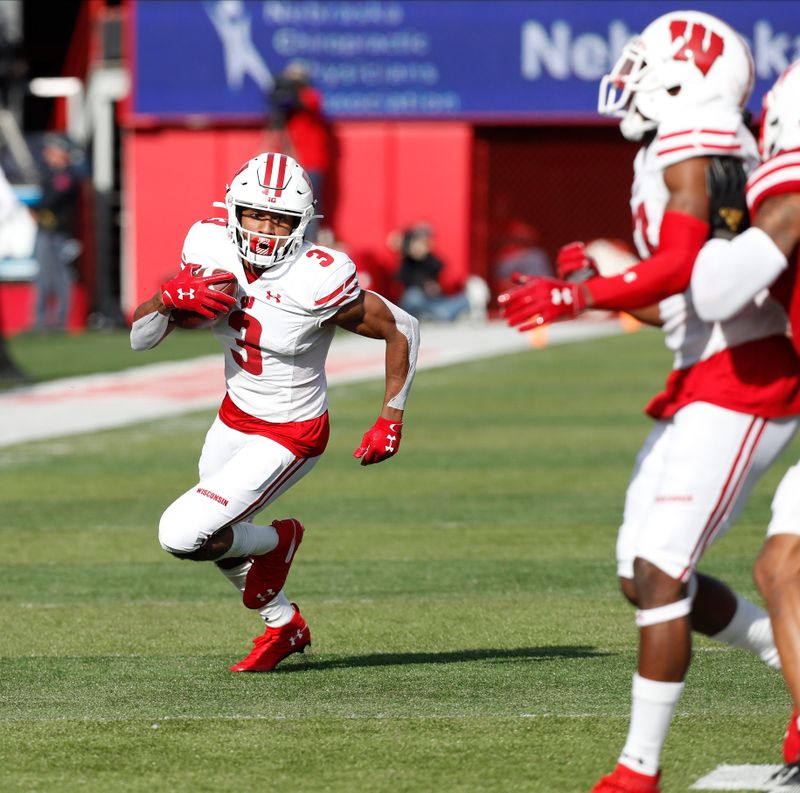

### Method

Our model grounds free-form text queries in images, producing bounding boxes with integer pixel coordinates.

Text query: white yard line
[0,317,628,448]
[691,764,799,791]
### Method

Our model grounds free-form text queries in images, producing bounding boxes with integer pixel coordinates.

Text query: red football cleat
[242,518,304,609]
[784,706,800,763]
[591,764,661,793]
[229,603,311,672]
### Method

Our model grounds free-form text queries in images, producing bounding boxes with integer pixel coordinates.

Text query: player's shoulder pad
[296,244,361,311]
[746,150,800,214]
[651,119,758,172]
[181,217,229,270]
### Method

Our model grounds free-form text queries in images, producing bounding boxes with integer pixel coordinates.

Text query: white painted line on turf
[691,764,799,791]
[0,317,629,448]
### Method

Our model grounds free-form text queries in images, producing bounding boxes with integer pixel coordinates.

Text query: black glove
[706,157,750,239]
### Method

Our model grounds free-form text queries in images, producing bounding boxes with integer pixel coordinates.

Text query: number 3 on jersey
[306,248,334,267]
[228,310,263,375]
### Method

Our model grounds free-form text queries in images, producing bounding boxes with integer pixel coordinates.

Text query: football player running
[130,152,419,673]
[691,60,800,782]
[500,12,800,793]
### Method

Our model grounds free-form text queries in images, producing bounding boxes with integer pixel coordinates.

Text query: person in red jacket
[268,61,333,242]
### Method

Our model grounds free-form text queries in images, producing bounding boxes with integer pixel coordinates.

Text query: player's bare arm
[612,158,710,327]
[662,156,710,222]
[754,192,800,257]
[134,292,169,320]
[331,290,420,464]
[332,291,416,422]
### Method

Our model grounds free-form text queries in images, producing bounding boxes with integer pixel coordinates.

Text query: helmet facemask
[231,202,313,270]
[598,39,662,141]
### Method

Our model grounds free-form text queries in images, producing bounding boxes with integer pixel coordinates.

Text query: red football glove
[498,276,587,331]
[353,416,402,465]
[161,266,237,319]
[556,241,599,282]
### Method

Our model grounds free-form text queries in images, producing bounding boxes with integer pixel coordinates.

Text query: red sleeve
[584,211,709,311]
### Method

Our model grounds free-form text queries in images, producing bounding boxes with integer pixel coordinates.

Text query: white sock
[258,590,294,627]
[619,674,685,776]
[711,594,781,670]
[216,559,251,593]
[217,560,293,627]
[219,521,279,559]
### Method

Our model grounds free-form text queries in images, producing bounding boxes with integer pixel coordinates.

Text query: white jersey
[181,218,360,423]
[630,123,786,370]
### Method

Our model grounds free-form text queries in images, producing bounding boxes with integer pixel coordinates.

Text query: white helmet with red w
[598,10,754,141]
[760,60,800,160]
[225,152,317,269]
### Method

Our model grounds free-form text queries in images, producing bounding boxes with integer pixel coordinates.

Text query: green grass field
[1,327,796,792]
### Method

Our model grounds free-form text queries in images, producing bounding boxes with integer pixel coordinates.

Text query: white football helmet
[225,152,316,269]
[598,10,754,141]
[759,60,800,160]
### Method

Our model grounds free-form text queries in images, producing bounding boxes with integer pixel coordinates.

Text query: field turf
[1,327,796,792]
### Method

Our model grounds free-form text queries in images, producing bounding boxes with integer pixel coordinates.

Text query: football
[584,238,639,277]
[171,267,238,330]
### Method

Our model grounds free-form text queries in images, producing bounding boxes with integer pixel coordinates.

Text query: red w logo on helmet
[669,20,724,76]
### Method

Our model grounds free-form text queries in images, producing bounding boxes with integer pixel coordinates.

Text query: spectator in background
[395,222,488,322]
[491,219,552,302]
[0,159,30,383]
[267,61,333,242]
[31,135,82,333]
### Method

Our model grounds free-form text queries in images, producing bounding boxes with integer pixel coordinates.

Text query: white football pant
[617,401,798,582]
[159,417,319,554]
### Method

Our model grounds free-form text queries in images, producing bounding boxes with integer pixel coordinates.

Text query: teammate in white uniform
[499,12,800,793]
[130,152,420,673]
[691,61,800,782]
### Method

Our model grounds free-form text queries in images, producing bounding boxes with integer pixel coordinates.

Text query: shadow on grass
[279,644,608,673]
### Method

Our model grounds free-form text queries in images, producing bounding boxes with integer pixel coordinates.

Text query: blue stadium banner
[132,1,800,122]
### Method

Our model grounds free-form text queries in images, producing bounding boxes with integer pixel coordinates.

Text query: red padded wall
[123,122,474,314]
[122,127,265,314]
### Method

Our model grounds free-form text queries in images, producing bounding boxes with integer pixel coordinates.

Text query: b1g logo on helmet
[669,19,724,76]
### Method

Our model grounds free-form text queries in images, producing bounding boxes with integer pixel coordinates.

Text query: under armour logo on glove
[550,286,573,306]
[498,276,587,331]
[353,416,403,465]
[161,265,237,319]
